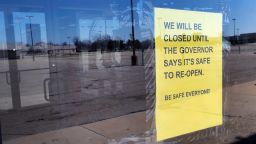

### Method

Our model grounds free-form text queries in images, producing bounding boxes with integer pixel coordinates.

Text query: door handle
[43,78,50,102]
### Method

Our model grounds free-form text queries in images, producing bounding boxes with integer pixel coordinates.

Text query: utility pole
[26,16,35,61]
[130,0,137,65]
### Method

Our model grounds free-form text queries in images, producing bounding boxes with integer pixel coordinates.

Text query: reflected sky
[0,0,255,46]
[13,12,47,48]
[0,12,6,50]
[0,0,133,45]
[154,0,256,36]
[79,19,120,40]
[229,0,256,35]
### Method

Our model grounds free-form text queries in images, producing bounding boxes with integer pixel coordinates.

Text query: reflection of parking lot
[227,47,256,85]
[0,50,144,109]
[2,46,256,143]
[0,50,146,141]
[176,45,256,144]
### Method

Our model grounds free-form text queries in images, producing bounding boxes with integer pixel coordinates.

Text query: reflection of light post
[26,16,35,61]
[130,0,137,66]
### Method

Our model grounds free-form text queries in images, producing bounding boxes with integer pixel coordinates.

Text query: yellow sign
[155,8,223,141]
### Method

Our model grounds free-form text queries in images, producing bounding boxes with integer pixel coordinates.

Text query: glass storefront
[0,0,147,143]
[0,0,256,143]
